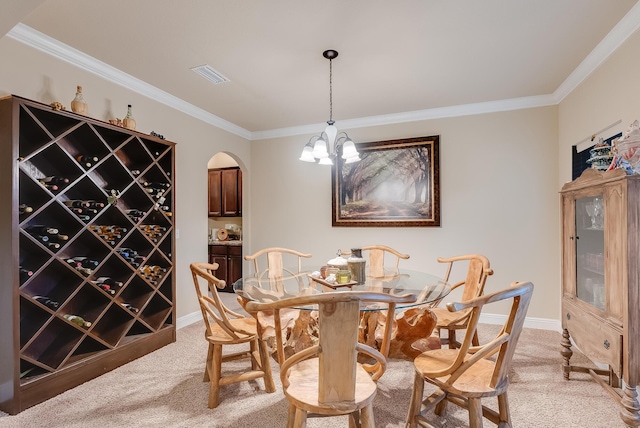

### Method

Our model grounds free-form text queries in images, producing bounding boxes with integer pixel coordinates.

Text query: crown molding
[8,5,640,142]
[251,95,556,140]
[553,1,640,103]
[6,23,252,140]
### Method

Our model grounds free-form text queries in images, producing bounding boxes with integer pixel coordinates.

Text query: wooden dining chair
[430,254,493,349]
[243,247,313,363]
[361,245,410,278]
[406,281,534,428]
[190,262,275,408]
[245,290,417,428]
[244,247,313,293]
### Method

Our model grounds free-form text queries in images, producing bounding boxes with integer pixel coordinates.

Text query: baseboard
[177,310,562,332]
[176,311,202,329]
[480,313,562,332]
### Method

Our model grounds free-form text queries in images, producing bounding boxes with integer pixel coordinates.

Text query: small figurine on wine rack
[107,189,121,206]
[50,101,66,111]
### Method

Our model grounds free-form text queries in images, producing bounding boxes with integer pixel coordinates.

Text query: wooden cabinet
[0,95,176,414]
[560,168,640,426]
[208,167,241,217]
[208,244,242,292]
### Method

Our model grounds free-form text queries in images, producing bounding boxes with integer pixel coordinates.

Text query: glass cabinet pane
[575,195,605,310]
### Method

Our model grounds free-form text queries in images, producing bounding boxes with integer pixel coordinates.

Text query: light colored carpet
[0,294,625,427]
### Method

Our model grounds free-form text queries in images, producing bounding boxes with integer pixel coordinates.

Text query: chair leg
[203,342,214,382]
[250,339,258,370]
[406,370,425,428]
[448,329,457,349]
[472,330,480,347]
[292,407,307,428]
[258,338,276,393]
[434,393,448,416]
[286,403,297,428]
[208,344,223,408]
[360,404,375,428]
[468,397,484,428]
[497,392,512,428]
[348,411,360,428]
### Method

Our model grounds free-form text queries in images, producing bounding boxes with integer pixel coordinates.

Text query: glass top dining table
[233,266,451,312]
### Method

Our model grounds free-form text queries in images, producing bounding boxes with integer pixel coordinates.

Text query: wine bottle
[68,257,99,268]
[75,266,92,276]
[123,104,136,130]
[56,234,69,241]
[39,176,70,185]
[125,209,145,221]
[63,314,91,328]
[77,155,99,168]
[32,234,50,243]
[121,303,139,313]
[96,283,115,295]
[40,183,59,191]
[19,204,33,214]
[25,225,59,235]
[84,201,105,209]
[33,295,59,310]
[95,277,123,288]
[131,169,141,176]
[46,242,61,250]
[19,267,33,282]
[70,85,88,114]
[64,200,89,209]
[142,181,170,189]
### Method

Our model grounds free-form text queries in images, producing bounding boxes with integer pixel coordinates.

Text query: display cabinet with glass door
[560,168,640,427]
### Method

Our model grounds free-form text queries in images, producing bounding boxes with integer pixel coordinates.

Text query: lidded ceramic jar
[327,249,348,270]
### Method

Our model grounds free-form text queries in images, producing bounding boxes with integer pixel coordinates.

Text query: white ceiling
[4,0,640,139]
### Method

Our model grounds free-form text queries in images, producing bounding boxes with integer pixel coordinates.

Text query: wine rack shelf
[0,95,176,414]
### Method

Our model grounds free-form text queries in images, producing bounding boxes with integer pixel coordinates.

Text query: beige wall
[0,37,252,320]
[9,21,614,325]
[559,29,640,182]
[250,107,561,321]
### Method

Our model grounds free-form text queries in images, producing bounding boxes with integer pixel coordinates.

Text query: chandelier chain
[329,57,333,122]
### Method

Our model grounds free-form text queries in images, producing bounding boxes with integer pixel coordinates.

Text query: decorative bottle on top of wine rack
[123,104,136,130]
[70,85,88,115]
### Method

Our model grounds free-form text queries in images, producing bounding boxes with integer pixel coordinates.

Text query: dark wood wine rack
[0,95,176,414]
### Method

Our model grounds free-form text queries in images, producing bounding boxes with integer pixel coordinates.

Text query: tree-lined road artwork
[338,144,433,220]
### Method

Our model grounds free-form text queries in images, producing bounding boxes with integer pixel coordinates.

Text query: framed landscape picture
[332,135,440,227]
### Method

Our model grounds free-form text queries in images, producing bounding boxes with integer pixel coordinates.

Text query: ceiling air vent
[190,64,230,85]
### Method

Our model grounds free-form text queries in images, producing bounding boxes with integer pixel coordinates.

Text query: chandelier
[299,50,360,165]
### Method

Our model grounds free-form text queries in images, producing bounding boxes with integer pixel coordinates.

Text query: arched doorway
[207,152,243,292]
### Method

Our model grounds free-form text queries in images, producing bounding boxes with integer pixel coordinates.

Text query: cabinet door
[228,246,243,287]
[210,254,228,284]
[574,194,606,311]
[208,170,222,217]
[221,169,239,216]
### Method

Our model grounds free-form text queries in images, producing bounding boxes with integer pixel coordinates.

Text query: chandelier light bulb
[312,138,329,158]
[341,139,358,159]
[299,145,316,162]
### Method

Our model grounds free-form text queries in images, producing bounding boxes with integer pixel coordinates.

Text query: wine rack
[0,95,176,414]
